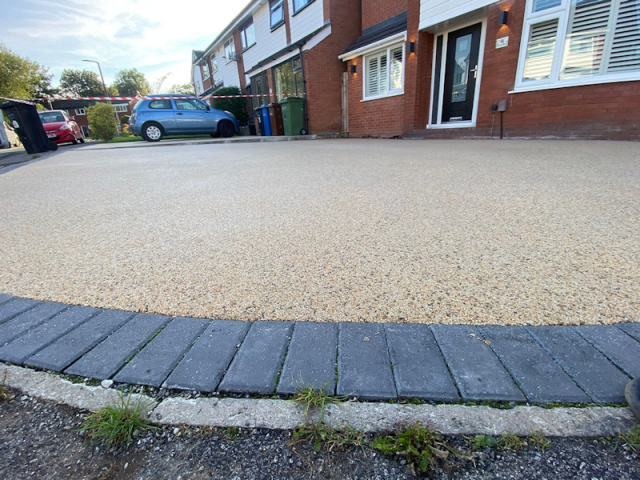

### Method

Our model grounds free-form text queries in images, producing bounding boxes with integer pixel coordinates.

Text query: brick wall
[303,0,362,134]
[361,0,407,30]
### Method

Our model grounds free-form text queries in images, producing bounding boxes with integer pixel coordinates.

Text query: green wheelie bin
[280,97,306,136]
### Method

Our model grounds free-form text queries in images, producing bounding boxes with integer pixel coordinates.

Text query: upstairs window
[224,39,236,63]
[293,0,314,14]
[202,63,210,80]
[240,18,256,51]
[211,57,218,73]
[516,0,640,90]
[364,44,404,99]
[270,0,284,29]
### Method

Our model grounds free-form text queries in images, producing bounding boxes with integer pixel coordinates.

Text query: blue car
[129,94,239,142]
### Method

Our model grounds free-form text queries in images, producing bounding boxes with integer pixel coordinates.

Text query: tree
[168,83,195,94]
[112,68,150,96]
[211,86,248,123]
[151,72,171,94]
[59,69,105,97]
[87,103,118,141]
[0,44,54,101]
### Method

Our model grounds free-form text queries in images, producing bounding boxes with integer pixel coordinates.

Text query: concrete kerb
[2,364,636,437]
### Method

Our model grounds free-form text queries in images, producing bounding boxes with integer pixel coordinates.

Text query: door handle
[176,112,184,115]
[470,65,478,79]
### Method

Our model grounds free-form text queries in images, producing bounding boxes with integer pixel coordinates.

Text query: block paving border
[0,293,638,404]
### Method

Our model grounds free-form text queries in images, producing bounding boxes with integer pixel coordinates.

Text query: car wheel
[218,120,235,138]
[79,136,85,144]
[49,141,59,151]
[142,122,163,142]
[72,135,78,145]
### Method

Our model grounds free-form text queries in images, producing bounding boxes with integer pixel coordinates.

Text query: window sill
[292,0,315,17]
[242,43,256,53]
[510,72,640,95]
[270,20,285,32]
[361,90,404,103]
[427,121,475,129]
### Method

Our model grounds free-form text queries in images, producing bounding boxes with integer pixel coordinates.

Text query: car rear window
[39,113,65,123]
[148,100,173,109]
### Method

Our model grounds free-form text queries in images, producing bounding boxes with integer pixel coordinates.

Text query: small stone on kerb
[625,377,640,420]
[100,379,113,389]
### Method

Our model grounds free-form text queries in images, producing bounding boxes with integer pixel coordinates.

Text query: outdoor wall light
[351,64,357,74]
[499,10,508,26]
[408,42,415,54]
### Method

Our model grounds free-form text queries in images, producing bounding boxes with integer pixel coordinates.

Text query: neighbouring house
[50,100,133,137]
[191,0,362,134]
[193,0,640,140]
[340,0,640,140]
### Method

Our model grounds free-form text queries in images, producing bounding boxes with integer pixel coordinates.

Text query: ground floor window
[364,44,404,99]
[250,71,270,110]
[273,56,304,102]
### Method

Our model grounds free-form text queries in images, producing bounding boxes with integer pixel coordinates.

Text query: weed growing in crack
[79,393,156,447]
[498,433,527,451]
[528,431,552,452]
[293,385,347,419]
[617,425,640,452]
[290,423,365,452]
[0,370,7,402]
[371,423,460,475]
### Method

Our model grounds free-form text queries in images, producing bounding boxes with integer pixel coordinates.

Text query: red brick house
[192,0,361,134]
[341,0,640,140]
[194,0,640,140]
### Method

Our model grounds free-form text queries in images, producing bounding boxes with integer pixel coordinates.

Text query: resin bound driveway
[0,139,638,326]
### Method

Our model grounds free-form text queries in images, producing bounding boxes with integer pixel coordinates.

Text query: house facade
[50,100,133,137]
[341,0,640,139]
[192,0,362,134]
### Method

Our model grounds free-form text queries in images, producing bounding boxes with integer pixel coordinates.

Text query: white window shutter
[608,0,640,72]
[523,19,559,81]
[367,56,379,96]
[560,0,613,79]
[390,46,403,90]
[379,53,388,93]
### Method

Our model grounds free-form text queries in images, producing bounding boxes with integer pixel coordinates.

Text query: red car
[38,110,84,145]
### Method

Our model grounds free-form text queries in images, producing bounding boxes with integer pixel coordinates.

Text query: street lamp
[82,59,108,96]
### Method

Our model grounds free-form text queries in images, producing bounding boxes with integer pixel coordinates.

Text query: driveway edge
[2,364,635,437]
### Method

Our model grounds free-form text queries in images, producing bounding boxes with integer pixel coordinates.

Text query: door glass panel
[451,33,472,103]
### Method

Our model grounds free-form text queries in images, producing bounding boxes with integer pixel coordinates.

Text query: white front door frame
[427,16,487,129]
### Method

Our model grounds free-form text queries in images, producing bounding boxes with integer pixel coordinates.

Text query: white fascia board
[338,31,407,62]
[419,0,496,31]
[202,0,266,58]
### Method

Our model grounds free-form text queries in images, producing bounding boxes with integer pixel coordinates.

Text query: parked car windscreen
[39,112,65,123]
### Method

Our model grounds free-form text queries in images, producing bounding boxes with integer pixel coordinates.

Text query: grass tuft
[618,425,640,452]
[371,423,458,475]
[290,423,365,452]
[79,393,156,447]
[528,431,552,452]
[498,433,527,451]
[0,370,7,402]
[293,385,347,418]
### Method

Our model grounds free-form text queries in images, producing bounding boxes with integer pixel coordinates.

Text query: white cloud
[0,0,251,91]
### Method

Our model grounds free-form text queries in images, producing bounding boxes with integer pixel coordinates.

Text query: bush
[87,103,117,141]
[211,86,249,123]
[120,114,130,125]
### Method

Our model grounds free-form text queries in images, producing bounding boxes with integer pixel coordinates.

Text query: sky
[0,0,251,92]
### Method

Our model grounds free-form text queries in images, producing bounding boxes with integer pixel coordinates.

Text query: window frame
[240,18,256,51]
[224,39,236,63]
[112,105,128,113]
[201,62,211,80]
[270,0,285,30]
[75,108,86,115]
[514,0,640,93]
[362,43,406,101]
[272,55,305,102]
[292,0,315,16]
[211,57,218,74]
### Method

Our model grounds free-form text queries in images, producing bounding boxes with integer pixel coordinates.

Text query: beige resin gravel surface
[0,139,638,325]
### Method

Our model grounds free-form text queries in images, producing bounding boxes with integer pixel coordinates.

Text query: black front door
[442,23,482,123]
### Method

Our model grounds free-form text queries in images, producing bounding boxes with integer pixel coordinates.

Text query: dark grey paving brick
[576,325,640,378]
[336,323,396,401]
[65,314,171,380]
[0,302,68,347]
[277,323,338,396]
[477,326,588,403]
[0,297,41,324]
[26,310,134,371]
[164,320,250,392]
[0,293,14,306]
[0,306,100,364]
[617,323,640,342]
[431,325,525,402]
[113,317,208,387]
[526,326,630,403]
[219,321,293,395]
[386,324,459,401]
